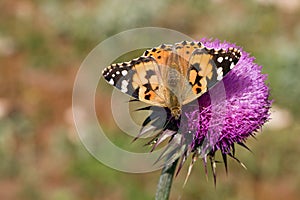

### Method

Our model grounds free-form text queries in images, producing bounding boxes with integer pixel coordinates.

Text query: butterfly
[102,41,241,119]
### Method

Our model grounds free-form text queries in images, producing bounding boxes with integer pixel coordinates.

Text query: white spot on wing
[217,67,223,74]
[109,79,114,85]
[217,67,223,81]
[230,62,235,69]
[217,73,223,81]
[121,80,129,93]
[217,57,223,63]
[122,70,128,76]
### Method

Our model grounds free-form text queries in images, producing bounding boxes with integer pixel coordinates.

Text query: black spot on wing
[145,69,156,79]
[143,83,153,93]
[131,87,139,99]
[190,62,201,72]
[145,94,151,100]
[195,87,201,94]
[144,50,149,56]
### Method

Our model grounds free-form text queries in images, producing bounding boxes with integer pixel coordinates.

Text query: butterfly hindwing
[142,44,172,67]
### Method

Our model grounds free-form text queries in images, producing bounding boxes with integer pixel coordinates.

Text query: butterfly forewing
[102,56,166,107]
[182,47,241,105]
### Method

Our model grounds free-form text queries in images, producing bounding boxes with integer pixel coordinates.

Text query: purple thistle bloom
[138,39,272,185]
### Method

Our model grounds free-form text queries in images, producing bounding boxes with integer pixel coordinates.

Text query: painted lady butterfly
[102,41,241,119]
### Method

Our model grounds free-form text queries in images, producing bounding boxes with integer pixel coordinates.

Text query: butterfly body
[102,41,241,119]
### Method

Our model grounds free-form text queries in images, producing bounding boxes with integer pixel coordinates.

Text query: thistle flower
[137,39,272,185]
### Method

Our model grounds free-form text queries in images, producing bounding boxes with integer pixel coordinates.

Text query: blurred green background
[1,0,300,199]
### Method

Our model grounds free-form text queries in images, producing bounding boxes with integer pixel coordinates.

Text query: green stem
[155,159,178,200]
